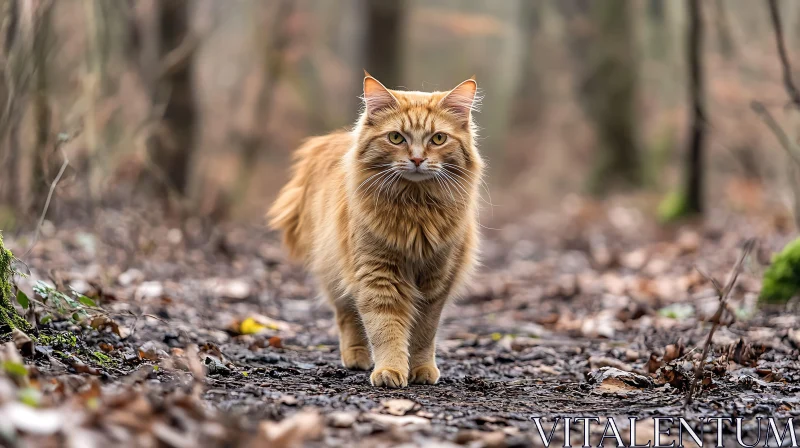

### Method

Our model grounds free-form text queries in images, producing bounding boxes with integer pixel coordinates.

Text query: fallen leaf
[258,410,323,448]
[364,413,430,427]
[663,342,684,363]
[268,336,283,349]
[589,367,653,394]
[382,398,417,416]
[138,341,166,361]
[135,281,163,300]
[239,317,267,335]
[0,402,65,435]
[11,329,34,357]
[278,395,298,406]
[327,411,357,428]
[211,279,252,300]
[90,315,123,337]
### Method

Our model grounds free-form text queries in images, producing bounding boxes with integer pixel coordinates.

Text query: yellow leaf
[240,317,267,335]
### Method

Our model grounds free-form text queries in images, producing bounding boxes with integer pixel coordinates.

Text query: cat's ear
[363,72,398,118]
[440,77,478,121]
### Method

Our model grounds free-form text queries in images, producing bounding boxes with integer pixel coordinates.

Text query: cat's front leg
[355,263,416,388]
[332,298,372,370]
[408,297,446,384]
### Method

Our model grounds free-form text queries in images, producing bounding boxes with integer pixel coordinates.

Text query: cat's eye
[431,133,447,145]
[388,131,405,145]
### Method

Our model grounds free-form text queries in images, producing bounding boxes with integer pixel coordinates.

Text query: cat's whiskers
[355,166,391,192]
[439,169,471,200]
[432,172,453,202]
[387,171,405,201]
[438,170,469,203]
[358,167,396,197]
[432,170,456,202]
[374,169,401,208]
[441,170,469,200]
[443,163,494,212]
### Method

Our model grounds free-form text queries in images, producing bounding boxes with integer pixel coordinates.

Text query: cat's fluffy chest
[353,195,467,261]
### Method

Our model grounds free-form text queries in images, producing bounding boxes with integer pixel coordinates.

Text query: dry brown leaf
[364,413,430,427]
[382,398,417,416]
[327,411,357,428]
[11,329,34,357]
[257,410,323,448]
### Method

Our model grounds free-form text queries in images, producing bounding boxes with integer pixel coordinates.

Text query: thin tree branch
[751,100,800,166]
[767,0,800,108]
[22,131,80,258]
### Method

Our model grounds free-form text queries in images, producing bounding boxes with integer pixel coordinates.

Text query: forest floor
[1,199,799,447]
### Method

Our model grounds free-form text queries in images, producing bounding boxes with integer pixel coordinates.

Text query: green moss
[0,233,31,334]
[657,191,697,223]
[35,332,78,348]
[91,351,116,366]
[760,238,800,304]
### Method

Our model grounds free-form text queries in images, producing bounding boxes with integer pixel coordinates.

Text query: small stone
[118,269,144,287]
[328,411,357,428]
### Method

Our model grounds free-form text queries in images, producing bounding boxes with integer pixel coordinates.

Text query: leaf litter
[0,205,798,446]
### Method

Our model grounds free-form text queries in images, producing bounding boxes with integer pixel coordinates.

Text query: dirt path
[2,206,799,446]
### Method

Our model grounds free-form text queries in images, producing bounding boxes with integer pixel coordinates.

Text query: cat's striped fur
[268,74,483,387]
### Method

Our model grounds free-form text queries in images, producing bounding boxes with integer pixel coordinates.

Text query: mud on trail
[1,204,799,447]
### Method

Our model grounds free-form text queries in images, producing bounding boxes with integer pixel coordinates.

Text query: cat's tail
[267,148,312,261]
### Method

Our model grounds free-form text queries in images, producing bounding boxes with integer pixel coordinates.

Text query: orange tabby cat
[268,73,483,388]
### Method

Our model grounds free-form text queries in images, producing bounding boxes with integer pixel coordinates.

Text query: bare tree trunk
[130,0,197,204]
[572,0,641,194]
[29,0,54,215]
[685,0,706,214]
[151,0,195,196]
[364,0,406,88]
[0,0,19,211]
[0,0,36,217]
[712,0,735,60]
[82,0,109,204]
[511,0,543,126]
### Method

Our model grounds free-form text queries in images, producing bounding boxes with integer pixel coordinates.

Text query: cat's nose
[409,157,427,167]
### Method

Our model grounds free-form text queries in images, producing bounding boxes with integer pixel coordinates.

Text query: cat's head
[351,73,482,199]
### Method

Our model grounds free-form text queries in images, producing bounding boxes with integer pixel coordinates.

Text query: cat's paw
[409,363,440,385]
[370,367,408,388]
[341,346,372,370]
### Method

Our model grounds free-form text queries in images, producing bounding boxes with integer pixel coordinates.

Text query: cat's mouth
[401,170,435,182]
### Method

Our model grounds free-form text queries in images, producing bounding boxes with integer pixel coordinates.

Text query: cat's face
[354,75,481,195]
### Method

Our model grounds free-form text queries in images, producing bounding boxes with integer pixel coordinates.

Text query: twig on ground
[685,239,755,405]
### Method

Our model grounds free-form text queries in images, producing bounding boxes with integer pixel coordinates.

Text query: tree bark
[364,0,406,89]
[685,0,706,214]
[0,0,19,211]
[712,0,735,60]
[130,0,197,202]
[29,0,54,215]
[574,0,642,194]
[511,0,543,126]
[151,0,195,196]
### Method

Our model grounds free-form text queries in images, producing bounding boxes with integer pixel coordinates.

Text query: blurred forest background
[2,0,800,229]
